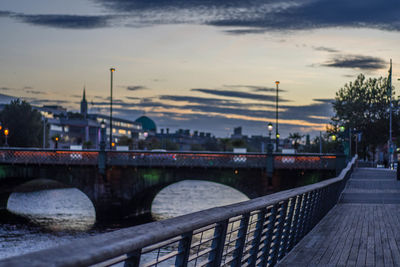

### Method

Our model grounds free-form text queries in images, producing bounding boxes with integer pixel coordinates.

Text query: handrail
[0,156,357,267]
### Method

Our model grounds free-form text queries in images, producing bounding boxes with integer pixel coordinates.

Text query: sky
[1,0,400,138]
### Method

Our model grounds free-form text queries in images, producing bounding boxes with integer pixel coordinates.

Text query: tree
[288,132,304,150]
[218,138,232,152]
[0,99,43,147]
[118,136,133,149]
[331,74,394,159]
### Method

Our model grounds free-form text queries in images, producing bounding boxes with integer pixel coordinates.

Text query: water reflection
[151,180,249,220]
[7,188,96,231]
[1,180,249,261]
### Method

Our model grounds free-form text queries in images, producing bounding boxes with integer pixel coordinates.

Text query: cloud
[92,0,400,34]
[224,85,285,93]
[321,55,386,70]
[5,0,400,33]
[125,85,148,91]
[313,46,339,53]
[26,90,46,95]
[192,88,290,102]
[160,95,238,106]
[28,99,70,105]
[1,10,111,29]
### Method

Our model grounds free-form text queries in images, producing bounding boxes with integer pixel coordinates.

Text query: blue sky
[0,0,399,137]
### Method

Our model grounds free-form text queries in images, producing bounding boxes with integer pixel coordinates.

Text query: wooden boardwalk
[278,168,400,267]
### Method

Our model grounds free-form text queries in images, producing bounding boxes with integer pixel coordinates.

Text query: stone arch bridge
[0,149,344,220]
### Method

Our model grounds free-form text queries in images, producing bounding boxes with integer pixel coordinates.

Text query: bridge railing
[0,148,339,170]
[106,151,339,170]
[0,148,98,165]
[0,156,357,267]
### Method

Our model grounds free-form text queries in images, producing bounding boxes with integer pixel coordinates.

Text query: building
[39,88,144,149]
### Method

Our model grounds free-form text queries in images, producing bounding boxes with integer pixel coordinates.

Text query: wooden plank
[276,167,400,267]
[335,204,362,266]
[373,205,384,267]
[318,204,354,265]
[377,205,393,267]
[346,204,366,266]
[365,205,375,267]
[279,206,342,265]
[382,204,400,265]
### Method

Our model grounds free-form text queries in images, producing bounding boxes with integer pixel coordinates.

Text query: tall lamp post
[109,68,115,149]
[275,81,280,152]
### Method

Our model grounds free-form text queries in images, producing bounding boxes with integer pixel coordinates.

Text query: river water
[0,180,249,260]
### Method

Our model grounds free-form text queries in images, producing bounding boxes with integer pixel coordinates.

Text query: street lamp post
[100,120,106,151]
[109,68,115,149]
[4,128,9,147]
[42,117,46,149]
[275,81,280,152]
[267,122,274,186]
[99,120,107,175]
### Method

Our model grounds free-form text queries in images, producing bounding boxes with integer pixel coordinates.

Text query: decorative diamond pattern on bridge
[0,149,339,170]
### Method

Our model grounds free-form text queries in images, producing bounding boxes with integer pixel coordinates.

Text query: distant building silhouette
[80,87,88,118]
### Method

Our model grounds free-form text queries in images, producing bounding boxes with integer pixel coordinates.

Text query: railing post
[287,195,302,251]
[208,219,229,267]
[294,194,307,243]
[247,209,267,266]
[230,213,250,266]
[269,201,288,266]
[175,232,193,267]
[123,249,141,267]
[259,205,278,267]
[278,197,296,260]
[304,191,316,234]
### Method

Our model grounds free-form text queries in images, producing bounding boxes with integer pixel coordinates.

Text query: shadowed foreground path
[278,168,400,266]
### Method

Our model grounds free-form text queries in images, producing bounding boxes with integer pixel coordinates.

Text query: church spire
[80,85,88,118]
[83,86,86,101]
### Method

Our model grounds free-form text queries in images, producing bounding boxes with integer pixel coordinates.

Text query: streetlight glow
[268,122,273,132]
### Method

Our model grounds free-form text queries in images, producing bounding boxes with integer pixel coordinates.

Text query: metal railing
[0,148,339,170]
[0,156,357,267]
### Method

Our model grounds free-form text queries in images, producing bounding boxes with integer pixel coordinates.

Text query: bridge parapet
[0,148,340,170]
[0,156,357,267]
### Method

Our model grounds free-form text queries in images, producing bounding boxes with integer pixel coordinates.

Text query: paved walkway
[278,168,400,267]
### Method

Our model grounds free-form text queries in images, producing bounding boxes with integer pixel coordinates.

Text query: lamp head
[339,126,345,132]
[331,135,337,141]
[275,81,280,85]
[276,133,280,138]
[110,68,115,72]
[100,120,106,129]
[4,129,9,136]
[268,123,273,132]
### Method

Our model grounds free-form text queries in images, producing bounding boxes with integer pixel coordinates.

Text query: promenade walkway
[278,168,400,266]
